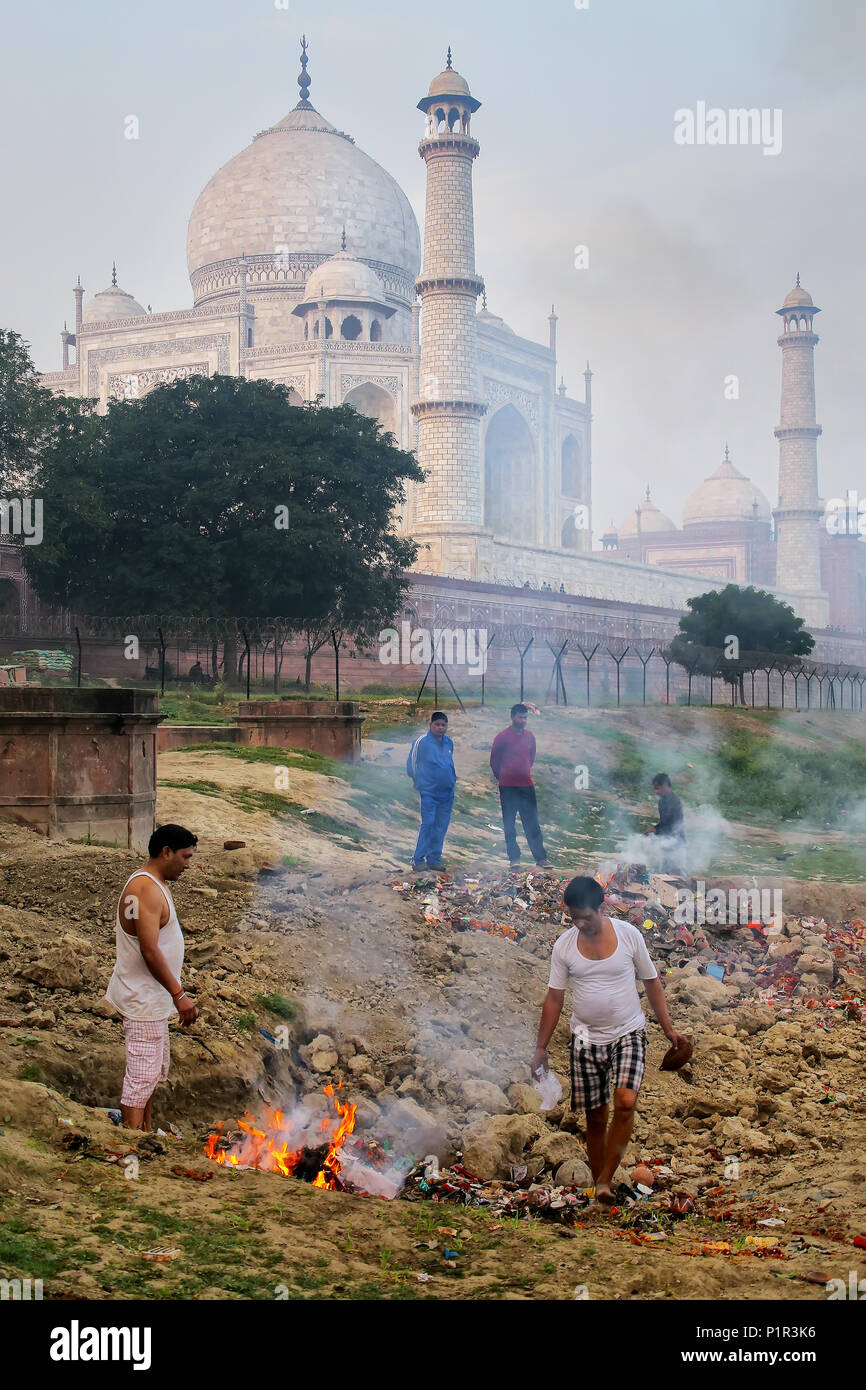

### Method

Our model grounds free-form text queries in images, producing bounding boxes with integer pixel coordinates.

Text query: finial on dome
[724,442,730,461]
[341,225,347,252]
[446,45,453,70]
[111,261,117,287]
[796,271,801,287]
[296,34,312,109]
[645,484,652,503]
[482,288,488,310]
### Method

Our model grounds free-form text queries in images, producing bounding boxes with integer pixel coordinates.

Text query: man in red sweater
[490,704,552,870]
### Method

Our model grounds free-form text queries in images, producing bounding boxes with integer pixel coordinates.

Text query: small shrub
[254,993,297,1021]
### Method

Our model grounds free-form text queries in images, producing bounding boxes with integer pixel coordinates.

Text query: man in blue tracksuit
[406,711,457,871]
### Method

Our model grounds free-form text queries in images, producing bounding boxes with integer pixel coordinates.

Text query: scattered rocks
[460,1079,511,1114]
[507,1082,543,1115]
[555,1157,593,1188]
[461,1113,546,1181]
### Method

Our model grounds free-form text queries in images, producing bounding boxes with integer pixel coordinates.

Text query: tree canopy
[668,584,815,701]
[0,329,63,492]
[24,373,424,647]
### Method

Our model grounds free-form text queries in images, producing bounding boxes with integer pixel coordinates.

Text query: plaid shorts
[569,1027,646,1112]
[121,1019,171,1106]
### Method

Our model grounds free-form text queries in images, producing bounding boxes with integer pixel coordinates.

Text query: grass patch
[254,993,297,1020]
[710,727,866,827]
[157,778,367,850]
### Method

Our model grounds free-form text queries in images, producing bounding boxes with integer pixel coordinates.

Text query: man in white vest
[106,824,199,1131]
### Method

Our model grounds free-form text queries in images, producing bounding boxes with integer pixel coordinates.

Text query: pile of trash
[394,863,866,1022]
[402,1150,786,1241]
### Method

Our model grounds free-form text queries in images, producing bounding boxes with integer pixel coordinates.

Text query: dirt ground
[1,703,865,1301]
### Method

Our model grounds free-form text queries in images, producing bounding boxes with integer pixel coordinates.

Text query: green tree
[668,584,815,703]
[25,374,423,685]
[0,329,60,492]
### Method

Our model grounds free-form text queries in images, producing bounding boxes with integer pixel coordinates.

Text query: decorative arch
[341,315,362,341]
[286,388,303,407]
[370,319,382,342]
[561,435,581,496]
[343,381,398,436]
[484,403,536,543]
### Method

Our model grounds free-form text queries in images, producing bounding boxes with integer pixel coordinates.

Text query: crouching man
[106,824,199,1131]
[532,874,686,1205]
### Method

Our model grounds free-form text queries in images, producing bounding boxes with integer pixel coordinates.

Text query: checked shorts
[568,1027,646,1112]
[121,1019,171,1106]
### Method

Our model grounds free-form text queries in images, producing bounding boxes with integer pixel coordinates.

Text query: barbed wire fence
[1,612,864,712]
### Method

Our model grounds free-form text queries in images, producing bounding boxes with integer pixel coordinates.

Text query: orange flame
[312,1083,357,1190]
[203,1085,356,1188]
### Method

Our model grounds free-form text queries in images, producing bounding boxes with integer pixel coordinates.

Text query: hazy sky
[1,0,863,536]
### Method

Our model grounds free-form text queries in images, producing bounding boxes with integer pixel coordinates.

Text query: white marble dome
[82,280,146,325]
[683,450,771,527]
[477,307,515,334]
[618,489,676,540]
[187,103,421,298]
[301,250,387,306]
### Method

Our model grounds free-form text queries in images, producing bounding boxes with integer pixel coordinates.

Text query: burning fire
[204,1083,357,1189]
[311,1085,357,1188]
[594,864,618,890]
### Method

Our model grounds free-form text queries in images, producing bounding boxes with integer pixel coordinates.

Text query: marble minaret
[411,50,488,578]
[773,278,829,628]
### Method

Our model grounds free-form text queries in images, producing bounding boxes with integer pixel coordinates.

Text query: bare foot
[595,1183,616,1207]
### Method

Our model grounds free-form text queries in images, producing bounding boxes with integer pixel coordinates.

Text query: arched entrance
[484,404,536,542]
[343,382,398,436]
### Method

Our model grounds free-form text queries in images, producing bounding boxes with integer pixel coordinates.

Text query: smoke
[614,805,731,876]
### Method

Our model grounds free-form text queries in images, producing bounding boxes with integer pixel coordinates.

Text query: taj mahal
[35,40,866,644]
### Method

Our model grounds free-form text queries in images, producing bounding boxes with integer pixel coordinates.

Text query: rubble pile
[394,863,866,1022]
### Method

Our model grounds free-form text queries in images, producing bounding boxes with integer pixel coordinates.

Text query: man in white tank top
[106,823,199,1131]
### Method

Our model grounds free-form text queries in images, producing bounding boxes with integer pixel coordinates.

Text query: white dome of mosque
[683,447,772,527]
[418,49,481,112]
[81,267,146,325]
[618,487,677,540]
[186,42,421,298]
[781,281,815,310]
[301,248,388,306]
[477,305,515,334]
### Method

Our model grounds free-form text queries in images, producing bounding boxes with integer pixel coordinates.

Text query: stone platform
[0,689,161,850]
[157,701,364,762]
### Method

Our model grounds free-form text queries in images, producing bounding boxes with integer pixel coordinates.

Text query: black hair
[148,824,198,858]
[430,711,448,723]
[510,703,528,717]
[652,773,672,787]
[562,875,605,911]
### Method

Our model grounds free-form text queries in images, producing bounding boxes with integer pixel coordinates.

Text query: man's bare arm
[131,883,197,1025]
[532,987,565,1075]
[643,976,686,1046]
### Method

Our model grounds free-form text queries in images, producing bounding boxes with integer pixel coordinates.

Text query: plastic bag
[533,1067,563,1111]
